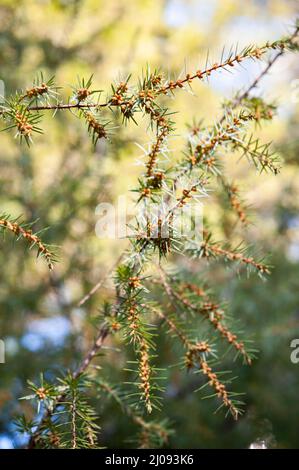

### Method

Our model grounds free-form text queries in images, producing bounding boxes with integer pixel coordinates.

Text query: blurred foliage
[0,0,299,449]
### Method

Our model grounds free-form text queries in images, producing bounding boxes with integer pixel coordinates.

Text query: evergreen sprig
[5,22,299,448]
[0,213,57,270]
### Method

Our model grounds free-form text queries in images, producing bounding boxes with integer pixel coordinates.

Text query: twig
[77,252,125,307]
[229,24,299,113]
[28,324,109,448]
[27,101,129,111]
[71,393,77,449]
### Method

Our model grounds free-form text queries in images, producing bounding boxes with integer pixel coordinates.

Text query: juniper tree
[1,21,299,448]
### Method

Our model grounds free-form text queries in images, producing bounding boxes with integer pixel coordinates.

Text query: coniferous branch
[18,73,59,105]
[168,25,299,198]
[235,135,280,174]
[182,29,299,226]
[7,21,299,448]
[180,293,255,365]
[27,324,110,448]
[26,271,156,446]
[155,38,295,95]
[219,178,250,225]
[167,106,280,208]
[114,265,161,413]
[28,264,158,446]
[71,387,77,449]
[155,270,254,365]
[230,97,277,125]
[145,125,169,179]
[183,112,280,174]
[1,29,298,147]
[21,374,100,449]
[228,21,299,111]
[154,308,242,419]
[70,75,102,104]
[80,109,110,145]
[1,99,43,145]
[0,214,56,269]
[186,230,270,276]
[56,375,100,449]
[95,378,171,448]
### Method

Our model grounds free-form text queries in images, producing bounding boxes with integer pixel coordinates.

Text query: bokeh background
[0,0,299,449]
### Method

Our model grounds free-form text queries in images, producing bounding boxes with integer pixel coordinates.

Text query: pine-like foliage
[1,21,299,448]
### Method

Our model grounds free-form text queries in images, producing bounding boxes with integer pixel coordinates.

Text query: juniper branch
[28,323,110,448]
[229,23,299,112]
[154,308,241,419]
[156,269,253,364]
[8,21,299,448]
[0,215,56,270]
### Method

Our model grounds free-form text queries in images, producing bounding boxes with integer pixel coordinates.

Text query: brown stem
[71,393,77,449]
[27,100,127,111]
[0,218,54,270]
[157,40,289,95]
[73,326,109,379]
[77,252,124,307]
[230,24,299,112]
